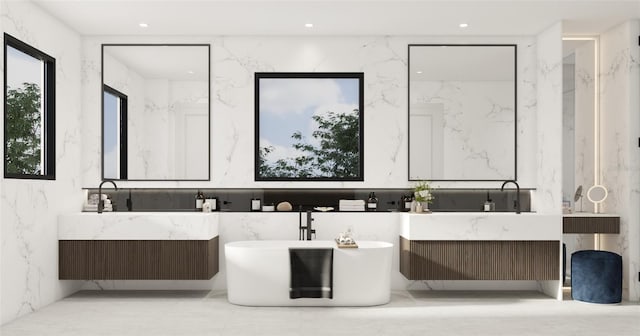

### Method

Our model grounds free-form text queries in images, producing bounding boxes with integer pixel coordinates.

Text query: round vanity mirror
[586,185,608,213]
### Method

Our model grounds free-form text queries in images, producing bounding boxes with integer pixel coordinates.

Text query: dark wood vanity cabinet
[399,237,560,280]
[562,216,620,234]
[59,236,219,280]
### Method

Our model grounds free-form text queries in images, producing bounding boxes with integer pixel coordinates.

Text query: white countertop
[562,212,619,217]
[58,211,561,242]
[58,212,219,240]
[400,212,561,240]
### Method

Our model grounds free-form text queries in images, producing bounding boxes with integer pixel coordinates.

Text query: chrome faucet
[298,207,316,240]
[98,180,118,214]
[500,180,520,214]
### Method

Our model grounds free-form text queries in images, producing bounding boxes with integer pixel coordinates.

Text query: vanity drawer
[59,236,218,280]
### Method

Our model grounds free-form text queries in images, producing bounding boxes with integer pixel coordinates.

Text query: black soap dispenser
[483,191,495,212]
[366,192,378,212]
[195,190,205,211]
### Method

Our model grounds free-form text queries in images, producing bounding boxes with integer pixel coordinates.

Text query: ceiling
[30,0,640,36]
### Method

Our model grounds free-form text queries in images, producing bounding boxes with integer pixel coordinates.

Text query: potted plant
[413,180,434,212]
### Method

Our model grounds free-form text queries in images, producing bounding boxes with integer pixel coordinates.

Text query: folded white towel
[339,205,365,211]
[83,204,113,212]
[87,193,109,205]
[339,199,365,206]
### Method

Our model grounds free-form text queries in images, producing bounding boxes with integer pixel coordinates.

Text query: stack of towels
[83,193,112,212]
[339,199,365,212]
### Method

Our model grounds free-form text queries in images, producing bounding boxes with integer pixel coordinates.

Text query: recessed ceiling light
[459,23,469,28]
[187,70,195,74]
[305,23,313,28]
[416,71,423,74]
[139,23,149,28]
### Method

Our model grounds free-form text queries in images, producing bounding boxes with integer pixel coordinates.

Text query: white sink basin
[400,212,561,240]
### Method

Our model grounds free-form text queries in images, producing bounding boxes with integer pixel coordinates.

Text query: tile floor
[1,290,639,336]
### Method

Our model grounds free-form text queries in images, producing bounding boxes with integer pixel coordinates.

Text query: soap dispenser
[366,192,378,212]
[483,191,495,212]
[195,190,205,211]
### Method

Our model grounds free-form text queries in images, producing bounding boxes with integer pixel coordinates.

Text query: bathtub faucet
[298,207,316,240]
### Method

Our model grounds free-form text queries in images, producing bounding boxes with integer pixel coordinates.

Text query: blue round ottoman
[571,250,622,304]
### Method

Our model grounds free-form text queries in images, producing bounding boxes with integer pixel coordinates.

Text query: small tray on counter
[335,239,358,248]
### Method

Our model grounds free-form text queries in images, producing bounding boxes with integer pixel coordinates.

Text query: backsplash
[84,188,532,213]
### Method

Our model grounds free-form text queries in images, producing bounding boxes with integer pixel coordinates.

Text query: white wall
[82,36,538,190]
[536,23,564,215]
[600,20,640,301]
[0,1,84,325]
[535,22,564,299]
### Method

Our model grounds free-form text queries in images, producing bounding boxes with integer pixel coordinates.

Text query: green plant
[414,180,434,203]
[5,83,43,175]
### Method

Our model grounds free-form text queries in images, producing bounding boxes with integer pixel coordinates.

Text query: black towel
[289,248,333,299]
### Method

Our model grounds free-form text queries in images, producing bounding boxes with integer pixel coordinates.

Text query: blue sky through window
[259,77,359,165]
[103,91,119,179]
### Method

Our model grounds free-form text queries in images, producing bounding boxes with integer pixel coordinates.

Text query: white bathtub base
[225,240,393,306]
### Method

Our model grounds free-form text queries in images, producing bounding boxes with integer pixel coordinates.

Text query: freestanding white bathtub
[225,240,393,306]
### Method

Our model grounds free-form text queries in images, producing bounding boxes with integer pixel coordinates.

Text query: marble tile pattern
[0,1,85,325]
[599,20,640,302]
[401,213,561,241]
[3,290,639,336]
[82,36,538,190]
[535,22,564,215]
[58,213,219,240]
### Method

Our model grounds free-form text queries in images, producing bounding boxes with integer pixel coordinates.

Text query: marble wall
[0,1,85,324]
[81,36,538,191]
[535,22,564,299]
[600,20,640,301]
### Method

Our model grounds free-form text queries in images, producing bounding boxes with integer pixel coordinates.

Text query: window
[255,72,364,181]
[103,85,128,180]
[4,33,55,179]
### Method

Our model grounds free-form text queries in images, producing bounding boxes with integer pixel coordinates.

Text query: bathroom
[1,0,639,334]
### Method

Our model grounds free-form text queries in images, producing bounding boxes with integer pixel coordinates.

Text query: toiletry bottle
[251,198,262,211]
[483,192,495,212]
[195,190,205,211]
[404,195,413,212]
[206,196,218,211]
[367,192,378,211]
[202,201,212,213]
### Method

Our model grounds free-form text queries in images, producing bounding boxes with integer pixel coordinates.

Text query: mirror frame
[407,44,517,181]
[254,72,365,182]
[101,43,211,181]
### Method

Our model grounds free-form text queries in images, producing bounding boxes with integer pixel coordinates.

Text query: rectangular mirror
[408,44,517,181]
[255,72,364,181]
[562,38,596,210]
[102,44,210,181]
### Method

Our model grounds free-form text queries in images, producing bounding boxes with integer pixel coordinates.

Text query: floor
[1,290,639,336]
